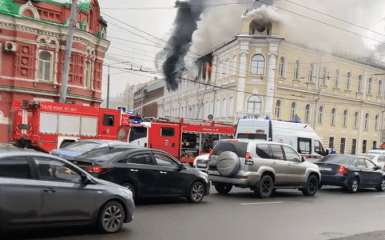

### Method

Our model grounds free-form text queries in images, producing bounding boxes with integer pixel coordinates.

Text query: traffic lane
[5,186,385,240]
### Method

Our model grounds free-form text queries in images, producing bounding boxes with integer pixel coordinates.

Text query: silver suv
[197,139,321,198]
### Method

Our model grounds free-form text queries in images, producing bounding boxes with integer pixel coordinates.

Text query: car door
[32,157,96,223]
[0,156,42,225]
[152,152,189,197]
[282,145,307,184]
[356,158,370,187]
[267,144,291,185]
[116,152,160,197]
[364,159,383,187]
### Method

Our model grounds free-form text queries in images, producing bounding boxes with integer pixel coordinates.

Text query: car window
[213,142,248,157]
[314,140,325,155]
[77,147,110,158]
[34,158,82,183]
[356,159,366,168]
[283,146,301,162]
[256,144,271,159]
[365,154,376,160]
[120,153,152,165]
[270,145,284,160]
[129,127,148,142]
[154,153,179,167]
[63,141,99,151]
[365,160,375,168]
[0,157,31,179]
[378,156,385,163]
[298,138,311,154]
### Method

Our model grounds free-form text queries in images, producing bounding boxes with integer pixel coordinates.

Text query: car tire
[255,175,274,198]
[215,184,233,194]
[98,201,125,234]
[187,181,205,203]
[349,177,359,193]
[122,182,136,200]
[376,179,385,192]
[302,175,318,196]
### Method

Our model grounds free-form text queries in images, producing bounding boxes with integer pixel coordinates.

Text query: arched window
[275,100,281,118]
[38,51,52,81]
[346,72,351,90]
[222,98,227,117]
[365,113,369,129]
[279,57,285,77]
[305,104,310,123]
[247,95,262,114]
[343,110,348,127]
[290,102,297,120]
[358,75,363,93]
[334,69,339,87]
[375,115,379,130]
[331,108,336,125]
[250,54,265,75]
[368,77,373,94]
[354,112,359,128]
[229,97,234,117]
[322,66,328,85]
[308,63,314,82]
[294,60,300,79]
[318,106,324,124]
[232,56,237,76]
[379,80,383,97]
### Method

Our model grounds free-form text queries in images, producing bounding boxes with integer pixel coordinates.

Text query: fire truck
[10,100,140,153]
[116,118,236,163]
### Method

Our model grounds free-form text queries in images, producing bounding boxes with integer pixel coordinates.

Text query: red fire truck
[10,100,138,153]
[116,118,236,163]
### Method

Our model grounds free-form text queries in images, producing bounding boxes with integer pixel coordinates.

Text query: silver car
[197,139,321,198]
[0,150,134,233]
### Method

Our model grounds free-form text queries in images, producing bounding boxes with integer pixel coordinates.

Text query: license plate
[208,170,220,175]
[197,163,207,167]
[320,167,332,171]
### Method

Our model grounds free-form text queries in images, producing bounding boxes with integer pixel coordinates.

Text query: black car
[71,144,140,163]
[75,148,210,203]
[0,151,134,233]
[315,154,385,192]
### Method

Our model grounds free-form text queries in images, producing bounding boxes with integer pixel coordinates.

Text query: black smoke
[161,0,205,91]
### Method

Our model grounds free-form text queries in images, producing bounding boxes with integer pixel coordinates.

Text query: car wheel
[215,184,232,194]
[255,175,274,198]
[349,177,359,193]
[302,175,318,196]
[122,182,136,200]
[376,179,385,192]
[98,201,125,234]
[187,182,205,203]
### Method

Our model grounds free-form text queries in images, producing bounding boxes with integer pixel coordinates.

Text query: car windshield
[63,141,99,151]
[318,155,355,164]
[129,127,147,142]
[213,141,248,157]
[365,155,376,160]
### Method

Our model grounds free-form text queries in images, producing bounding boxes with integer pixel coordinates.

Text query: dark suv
[196,139,321,198]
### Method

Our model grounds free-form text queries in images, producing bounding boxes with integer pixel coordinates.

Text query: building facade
[160,8,385,155]
[133,79,164,118]
[0,0,109,143]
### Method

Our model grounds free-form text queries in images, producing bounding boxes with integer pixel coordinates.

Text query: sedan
[362,154,385,170]
[0,150,134,233]
[75,148,210,203]
[315,154,385,192]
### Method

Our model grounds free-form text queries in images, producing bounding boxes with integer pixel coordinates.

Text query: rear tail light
[337,165,348,174]
[209,149,214,156]
[245,152,254,165]
[84,166,112,174]
[229,139,239,142]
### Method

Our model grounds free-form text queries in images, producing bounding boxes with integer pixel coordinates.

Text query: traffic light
[116,106,127,113]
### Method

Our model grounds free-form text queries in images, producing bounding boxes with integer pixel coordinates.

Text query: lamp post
[105,61,130,109]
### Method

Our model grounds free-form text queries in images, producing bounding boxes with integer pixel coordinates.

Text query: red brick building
[133,79,164,118]
[0,0,110,143]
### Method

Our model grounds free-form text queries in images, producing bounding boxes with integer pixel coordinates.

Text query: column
[236,40,250,119]
[265,42,279,117]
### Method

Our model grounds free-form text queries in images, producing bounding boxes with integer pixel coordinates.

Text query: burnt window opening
[103,115,114,126]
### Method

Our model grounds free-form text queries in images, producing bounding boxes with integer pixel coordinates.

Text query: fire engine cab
[10,100,131,152]
[117,118,236,163]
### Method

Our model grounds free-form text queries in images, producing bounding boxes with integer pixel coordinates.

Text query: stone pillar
[236,40,250,118]
[265,41,279,117]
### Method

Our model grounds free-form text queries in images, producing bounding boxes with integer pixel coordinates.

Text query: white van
[235,119,328,161]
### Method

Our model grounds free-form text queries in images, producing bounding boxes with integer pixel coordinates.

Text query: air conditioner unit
[4,42,17,52]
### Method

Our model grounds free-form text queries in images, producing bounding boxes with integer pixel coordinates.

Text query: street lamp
[105,61,130,108]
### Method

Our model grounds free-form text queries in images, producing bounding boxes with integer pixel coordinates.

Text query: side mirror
[81,173,93,185]
[374,165,381,170]
[325,149,329,156]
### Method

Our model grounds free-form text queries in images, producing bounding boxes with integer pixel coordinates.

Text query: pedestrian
[330,146,336,154]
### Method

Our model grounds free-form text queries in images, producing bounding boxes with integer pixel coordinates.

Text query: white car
[362,153,385,170]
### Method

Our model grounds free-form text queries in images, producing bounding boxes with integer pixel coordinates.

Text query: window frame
[161,127,175,137]
[0,156,35,180]
[32,157,83,183]
[250,54,265,75]
[331,108,336,126]
[38,51,53,82]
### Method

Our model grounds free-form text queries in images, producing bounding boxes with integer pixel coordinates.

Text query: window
[375,115,379,130]
[38,51,52,81]
[322,66,328,85]
[298,138,311,154]
[294,60,300,79]
[351,139,357,155]
[275,100,281,118]
[379,80,383,97]
[0,157,31,179]
[85,61,91,89]
[283,146,301,162]
[365,160,375,169]
[279,57,285,77]
[270,145,284,160]
[35,158,81,182]
[346,72,351,90]
[103,115,114,126]
[354,112,359,128]
[329,137,334,148]
[161,128,175,137]
[364,113,369,129]
[314,140,325,155]
[305,104,310,122]
[250,54,265,75]
[122,153,152,165]
[368,77,373,94]
[154,153,179,167]
[363,140,367,153]
[340,138,345,154]
[343,110,348,127]
[213,142,248,157]
[356,159,366,168]
[318,106,324,124]
[247,95,262,114]
[373,141,377,149]
[256,144,271,159]
[129,127,147,142]
[331,108,336,126]
[334,69,339,87]
[290,102,297,120]
[308,63,314,82]
[358,75,363,93]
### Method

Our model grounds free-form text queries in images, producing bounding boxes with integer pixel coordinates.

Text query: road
[4,185,385,240]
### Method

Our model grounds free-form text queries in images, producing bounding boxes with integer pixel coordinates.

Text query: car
[315,154,385,192]
[0,150,134,233]
[362,153,385,170]
[74,148,210,203]
[51,140,131,161]
[196,139,321,198]
[71,144,141,163]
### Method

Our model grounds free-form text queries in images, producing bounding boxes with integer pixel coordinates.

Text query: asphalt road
[4,185,385,240]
